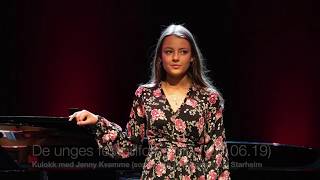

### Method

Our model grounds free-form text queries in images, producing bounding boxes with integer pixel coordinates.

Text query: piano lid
[0,116,96,147]
[0,116,74,128]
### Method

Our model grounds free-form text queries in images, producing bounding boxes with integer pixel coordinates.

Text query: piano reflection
[0,116,319,179]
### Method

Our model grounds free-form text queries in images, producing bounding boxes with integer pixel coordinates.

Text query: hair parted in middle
[149,24,214,89]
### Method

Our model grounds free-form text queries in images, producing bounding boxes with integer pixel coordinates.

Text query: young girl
[70,24,230,180]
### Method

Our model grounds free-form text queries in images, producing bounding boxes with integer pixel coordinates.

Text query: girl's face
[161,35,193,79]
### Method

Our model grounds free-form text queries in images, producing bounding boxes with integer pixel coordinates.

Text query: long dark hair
[149,24,214,89]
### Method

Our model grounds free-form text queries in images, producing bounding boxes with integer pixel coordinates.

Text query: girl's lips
[171,65,181,68]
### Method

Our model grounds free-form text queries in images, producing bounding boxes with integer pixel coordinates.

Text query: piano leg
[39,170,48,180]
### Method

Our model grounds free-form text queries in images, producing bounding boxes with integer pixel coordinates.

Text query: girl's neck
[163,75,192,89]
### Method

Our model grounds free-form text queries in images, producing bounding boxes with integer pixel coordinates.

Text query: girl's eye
[179,50,188,54]
[164,50,173,54]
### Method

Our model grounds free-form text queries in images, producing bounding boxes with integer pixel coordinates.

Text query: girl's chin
[166,72,188,78]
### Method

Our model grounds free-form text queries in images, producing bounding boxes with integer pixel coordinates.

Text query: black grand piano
[0,116,319,180]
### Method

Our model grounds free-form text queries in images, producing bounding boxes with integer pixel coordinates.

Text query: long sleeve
[95,86,146,159]
[204,91,231,180]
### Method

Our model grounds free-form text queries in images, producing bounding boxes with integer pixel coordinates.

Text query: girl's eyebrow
[162,47,189,50]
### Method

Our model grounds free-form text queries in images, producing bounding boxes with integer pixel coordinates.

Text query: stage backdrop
[2,0,320,149]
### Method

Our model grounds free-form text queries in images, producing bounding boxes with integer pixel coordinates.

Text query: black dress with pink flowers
[95,83,230,180]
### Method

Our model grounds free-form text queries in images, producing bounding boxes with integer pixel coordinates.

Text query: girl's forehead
[162,35,191,48]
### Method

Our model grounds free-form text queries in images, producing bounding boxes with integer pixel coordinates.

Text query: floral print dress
[95,83,230,180]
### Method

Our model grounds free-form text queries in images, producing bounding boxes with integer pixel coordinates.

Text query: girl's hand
[68,110,98,126]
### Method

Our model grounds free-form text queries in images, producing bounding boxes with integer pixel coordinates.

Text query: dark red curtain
[2,0,320,148]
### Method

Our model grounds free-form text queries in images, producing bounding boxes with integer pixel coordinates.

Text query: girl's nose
[172,52,179,61]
